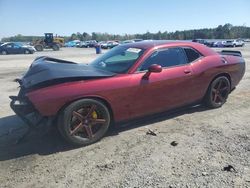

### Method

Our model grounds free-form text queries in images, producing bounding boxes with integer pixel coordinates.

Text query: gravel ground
[0,46,249,188]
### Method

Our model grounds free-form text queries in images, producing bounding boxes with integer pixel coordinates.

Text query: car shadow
[0,104,209,161]
[108,104,209,135]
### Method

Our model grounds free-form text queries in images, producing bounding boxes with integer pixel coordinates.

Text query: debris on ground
[202,172,208,176]
[170,141,178,146]
[222,165,237,172]
[96,163,114,171]
[146,129,157,136]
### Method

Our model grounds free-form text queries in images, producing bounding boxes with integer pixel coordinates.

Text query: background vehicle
[192,39,214,47]
[133,39,143,42]
[122,39,143,44]
[10,41,245,146]
[53,37,65,47]
[65,40,80,47]
[224,39,245,47]
[0,42,35,55]
[33,33,60,51]
[213,41,226,47]
[80,40,97,48]
[101,41,119,49]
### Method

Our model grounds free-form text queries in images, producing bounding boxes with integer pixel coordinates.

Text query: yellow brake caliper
[92,111,98,119]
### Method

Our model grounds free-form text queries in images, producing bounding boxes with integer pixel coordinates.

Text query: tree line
[2,24,250,42]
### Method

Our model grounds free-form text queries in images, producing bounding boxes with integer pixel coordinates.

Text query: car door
[12,43,23,54]
[129,47,197,118]
[4,43,15,54]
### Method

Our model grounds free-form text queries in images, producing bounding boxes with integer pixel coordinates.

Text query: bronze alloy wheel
[58,99,110,146]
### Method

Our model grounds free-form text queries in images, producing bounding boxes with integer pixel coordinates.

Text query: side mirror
[143,64,162,79]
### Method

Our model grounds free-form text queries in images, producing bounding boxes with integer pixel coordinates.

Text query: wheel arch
[204,72,232,99]
[211,73,232,89]
[203,72,232,108]
[1,49,8,54]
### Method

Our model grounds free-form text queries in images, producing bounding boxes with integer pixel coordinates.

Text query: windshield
[15,42,24,47]
[90,46,145,73]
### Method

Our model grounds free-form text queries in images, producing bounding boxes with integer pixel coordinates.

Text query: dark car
[0,42,35,55]
[81,40,97,48]
[10,41,245,146]
[101,41,119,49]
[192,39,214,47]
[122,39,143,44]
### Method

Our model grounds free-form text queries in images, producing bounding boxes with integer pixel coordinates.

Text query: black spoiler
[219,50,242,57]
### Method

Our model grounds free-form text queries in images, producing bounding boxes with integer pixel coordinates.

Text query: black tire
[204,76,230,108]
[58,99,111,146]
[52,44,60,51]
[35,45,44,51]
[1,50,7,55]
[24,49,30,54]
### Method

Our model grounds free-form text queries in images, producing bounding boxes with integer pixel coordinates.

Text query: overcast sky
[0,0,250,39]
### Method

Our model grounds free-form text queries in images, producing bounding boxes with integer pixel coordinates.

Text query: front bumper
[9,78,45,129]
[9,95,38,128]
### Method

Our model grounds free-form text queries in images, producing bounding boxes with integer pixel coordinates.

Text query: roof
[120,40,217,56]
[0,42,10,46]
[120,40,172,49]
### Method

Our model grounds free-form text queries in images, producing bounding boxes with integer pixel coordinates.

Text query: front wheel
[204,76,230,108]
[58,99,111,146]
[1,50,7,55]
[35,45,44,51]
[52,44,60,51]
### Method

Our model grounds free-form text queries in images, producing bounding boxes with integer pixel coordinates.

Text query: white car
[224,39,245,47]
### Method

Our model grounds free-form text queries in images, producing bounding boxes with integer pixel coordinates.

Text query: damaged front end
[9,78,52,136]
[9,56,115,140]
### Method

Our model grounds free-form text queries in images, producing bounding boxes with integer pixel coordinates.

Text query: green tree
[70,33,77,40]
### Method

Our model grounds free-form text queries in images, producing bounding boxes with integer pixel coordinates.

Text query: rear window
[183,48,201,63]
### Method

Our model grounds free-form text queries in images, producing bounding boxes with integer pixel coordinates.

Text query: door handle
[184,69,191,74]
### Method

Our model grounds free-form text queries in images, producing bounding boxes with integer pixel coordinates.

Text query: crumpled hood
[21,56,115,89]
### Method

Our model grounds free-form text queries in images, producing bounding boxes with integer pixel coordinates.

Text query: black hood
[21,56,115,89]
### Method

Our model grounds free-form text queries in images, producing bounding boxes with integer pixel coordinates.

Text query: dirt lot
[0,46,249,188]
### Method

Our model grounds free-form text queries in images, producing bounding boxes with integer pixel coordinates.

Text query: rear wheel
[204,76,230,108]
[24,49,30,54]
[58,99,111,146]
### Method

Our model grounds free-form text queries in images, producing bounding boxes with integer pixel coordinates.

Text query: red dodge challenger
[10,41,245,145]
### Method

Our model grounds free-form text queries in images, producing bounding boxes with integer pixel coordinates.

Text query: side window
[6,44,13,48]
[13,44,20,48]
[184,48,201,63]
[138,47,187,71]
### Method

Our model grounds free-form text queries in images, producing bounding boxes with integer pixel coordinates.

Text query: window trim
[136,47,190,73]
[134,46,204,74]
[183,46,203,64]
